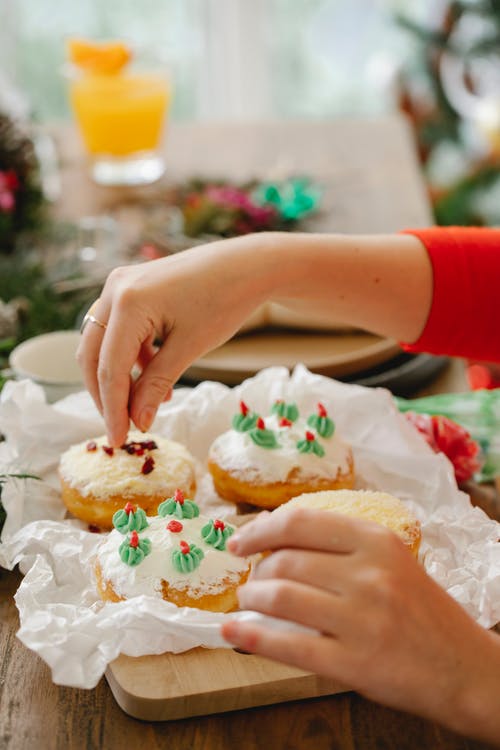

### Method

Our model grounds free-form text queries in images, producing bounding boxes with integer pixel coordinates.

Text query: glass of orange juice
[66,39,171,186]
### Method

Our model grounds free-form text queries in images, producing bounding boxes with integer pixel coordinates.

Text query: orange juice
[69,70,169,156]
[66,39,170,184]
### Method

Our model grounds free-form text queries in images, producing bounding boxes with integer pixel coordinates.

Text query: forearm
[253,231,433,342]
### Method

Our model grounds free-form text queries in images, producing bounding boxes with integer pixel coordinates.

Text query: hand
[77,235,271,446]
[222,508,500,740]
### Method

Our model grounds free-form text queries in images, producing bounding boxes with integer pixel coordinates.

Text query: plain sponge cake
[279,489,421,557]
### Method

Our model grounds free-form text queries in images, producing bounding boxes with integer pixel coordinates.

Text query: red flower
[405,411,482,483]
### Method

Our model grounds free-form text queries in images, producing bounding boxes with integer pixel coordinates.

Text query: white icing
[97,514,249,599]
[209,414,351,483]
[59,431,195,499]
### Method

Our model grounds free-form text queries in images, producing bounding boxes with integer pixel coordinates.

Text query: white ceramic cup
[8,330,84,403]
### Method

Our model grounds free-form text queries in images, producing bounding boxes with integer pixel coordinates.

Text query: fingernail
[227,533,241,553]
[221,621,240,644]
[139,406,155,432]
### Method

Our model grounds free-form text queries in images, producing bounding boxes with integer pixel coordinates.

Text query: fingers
[221,621,342,679]
[251,548,349,595]
[238,578,344,636]
[97,299,155,446]
[76,298,111,414]
[227,507,378,557]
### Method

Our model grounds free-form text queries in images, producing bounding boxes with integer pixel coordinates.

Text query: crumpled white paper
[0,365,499,689]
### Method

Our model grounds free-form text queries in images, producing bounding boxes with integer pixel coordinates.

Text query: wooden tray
[106,647,347,721]
[185,329,400,385]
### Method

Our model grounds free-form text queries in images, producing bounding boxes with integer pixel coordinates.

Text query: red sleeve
[399,227,500,363]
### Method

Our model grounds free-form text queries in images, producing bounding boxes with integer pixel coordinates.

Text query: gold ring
[80,301,108,334]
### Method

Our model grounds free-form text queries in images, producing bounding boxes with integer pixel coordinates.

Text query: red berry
[305,430,315,441]
[141,456,155,474]
[213,519,225,531]
[279,417,292,427]
[102,446,114,456]
[86,441,97,452]
[240,400,249,416]
[130,531,139,548]
[179,540,190,555]
[256,417,265,430]
[167,520,183,533]
[124,502,135,515]
[174,489,185,505]
[318,402,327,418]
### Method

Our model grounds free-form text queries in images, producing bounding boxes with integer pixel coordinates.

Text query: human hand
[222,508,499,738]
[77,235,271,446]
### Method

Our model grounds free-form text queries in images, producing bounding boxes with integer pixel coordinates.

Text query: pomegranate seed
[86,441,97,452]
[213,519,225,531]
[141,456,155,474]
[102,446,114,456]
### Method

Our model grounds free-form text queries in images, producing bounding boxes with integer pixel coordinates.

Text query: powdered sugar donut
[279,489,421,557]
[95,491,251,612]
[208,400,354,509]
[59,432,196,529]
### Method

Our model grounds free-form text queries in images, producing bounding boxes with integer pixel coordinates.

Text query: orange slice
[67,38,132,74]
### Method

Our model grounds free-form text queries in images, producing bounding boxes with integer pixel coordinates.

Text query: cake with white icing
[59,431,196,529]
[208,400,354,508]
[95,491,251,611]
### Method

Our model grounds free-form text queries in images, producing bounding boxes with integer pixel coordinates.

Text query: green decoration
[307,413,335,438]
[232,412,258,432]
[158,495,200,519]
[201,519,234,551]
[249,424,280,449]
[172,542,204,573]
[297,435,325,458]
[112,505,149,535]
[271,400,299,422]
[118,533,152,567]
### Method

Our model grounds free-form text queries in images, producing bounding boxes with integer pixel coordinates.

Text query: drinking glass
[66,42,171,186]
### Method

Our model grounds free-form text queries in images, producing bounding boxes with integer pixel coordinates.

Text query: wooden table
[1,119,498,749]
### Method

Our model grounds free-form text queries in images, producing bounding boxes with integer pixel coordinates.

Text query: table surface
[1,118,499,750]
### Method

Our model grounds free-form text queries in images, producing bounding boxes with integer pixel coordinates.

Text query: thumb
[128,331,195,431]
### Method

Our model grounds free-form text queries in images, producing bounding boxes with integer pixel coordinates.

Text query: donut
[208,400,354,509]
[59,432,196,529]
[278,489,421,556]
[94,491,251,612]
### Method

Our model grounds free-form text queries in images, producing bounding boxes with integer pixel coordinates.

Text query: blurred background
[1,0,500,392]
[1,0,500,222]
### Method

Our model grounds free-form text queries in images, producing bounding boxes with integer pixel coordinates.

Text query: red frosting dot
[174,488,185,505]
[256,417,265,430]
[213,519,225,531]
[129,531,139,548]
[179,540,190,555]
[167,520,183,533]
[279,417,292,427]
[102,445,114,456]
[124,502,135,515]
[240,400,249,416]
[141,456,155,475]
[318,402,327,418]
[305,430,315,442]
[86,441,97,452]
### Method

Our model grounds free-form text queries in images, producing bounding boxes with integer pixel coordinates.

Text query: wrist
[446,628,500,742]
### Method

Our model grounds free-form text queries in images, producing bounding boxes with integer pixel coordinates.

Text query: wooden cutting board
[105,647,348,721]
